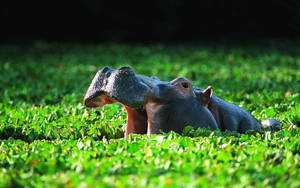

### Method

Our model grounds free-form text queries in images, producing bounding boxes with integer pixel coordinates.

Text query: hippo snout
[84,66,159,108]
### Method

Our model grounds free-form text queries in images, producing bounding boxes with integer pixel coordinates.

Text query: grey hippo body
[84,66,280,137]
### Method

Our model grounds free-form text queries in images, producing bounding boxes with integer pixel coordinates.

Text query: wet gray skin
[84,66,218,137]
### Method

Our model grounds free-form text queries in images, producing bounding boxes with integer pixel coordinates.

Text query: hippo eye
[181,82,189,88]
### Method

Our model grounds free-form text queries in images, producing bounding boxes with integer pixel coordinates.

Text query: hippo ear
[196,86,213,106]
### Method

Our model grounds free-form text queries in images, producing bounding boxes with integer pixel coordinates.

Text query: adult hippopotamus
[84,66,280,137]
[84,66,218,137]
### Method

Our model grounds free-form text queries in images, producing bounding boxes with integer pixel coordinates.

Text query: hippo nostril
[105,71,111,77]
[181,82,189,88]
[102,66,110,73]
[119,66,132,71]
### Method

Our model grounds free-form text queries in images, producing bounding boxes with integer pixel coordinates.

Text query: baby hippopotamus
[194,86,280,133]
[84,66,280,137]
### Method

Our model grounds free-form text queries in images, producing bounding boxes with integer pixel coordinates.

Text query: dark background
[1,0,300,43]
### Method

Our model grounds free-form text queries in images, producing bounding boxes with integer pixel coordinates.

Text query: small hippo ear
[196,86,213,106]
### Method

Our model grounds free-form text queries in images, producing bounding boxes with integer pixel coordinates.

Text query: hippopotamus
[84,66,280,137]
[194,86,280,133]
[84,66,218,137]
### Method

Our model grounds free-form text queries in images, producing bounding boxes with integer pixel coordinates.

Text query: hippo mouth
[85,94,148,137]
[84,91,149,136]
[84,91,117,108]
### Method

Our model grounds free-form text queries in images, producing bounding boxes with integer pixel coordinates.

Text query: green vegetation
[0,41,299,187]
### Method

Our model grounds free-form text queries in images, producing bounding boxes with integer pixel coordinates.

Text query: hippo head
[145,77,218,136]
[84,66,218,137]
